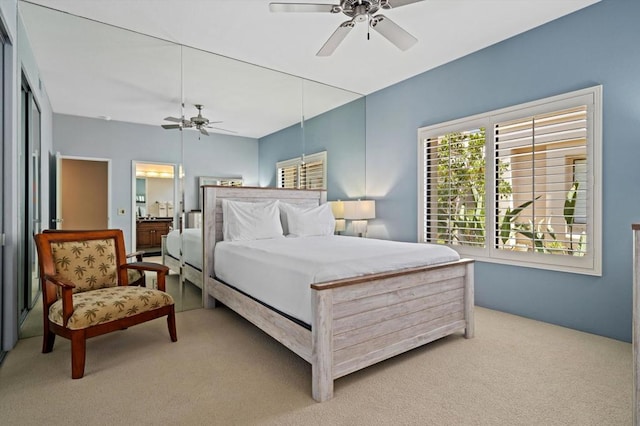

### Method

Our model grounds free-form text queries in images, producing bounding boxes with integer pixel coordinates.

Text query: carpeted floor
[0,306,631,425]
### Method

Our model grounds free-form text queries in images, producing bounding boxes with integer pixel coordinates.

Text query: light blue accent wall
[365,0,640,341]
[259,97,366,201]
[182,128,259,209]
[53,113,258,248]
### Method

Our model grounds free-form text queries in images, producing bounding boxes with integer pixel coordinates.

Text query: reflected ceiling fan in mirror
[269,0,423,56]
[161,104,236,136]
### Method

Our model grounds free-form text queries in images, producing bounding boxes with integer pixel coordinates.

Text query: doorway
[131,161,178,254]
[52,154,110,230]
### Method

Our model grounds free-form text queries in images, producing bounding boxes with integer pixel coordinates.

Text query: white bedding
[165,228,203,270]
[214,235,460,325]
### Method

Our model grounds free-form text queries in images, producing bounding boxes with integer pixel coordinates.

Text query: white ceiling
[19,0,599,138]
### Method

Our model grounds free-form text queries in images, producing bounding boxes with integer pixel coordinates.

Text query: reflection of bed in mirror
[202,186,475,402]
[161,228,203,289]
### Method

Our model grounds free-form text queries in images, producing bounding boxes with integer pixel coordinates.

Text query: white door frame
[131,160,179,253]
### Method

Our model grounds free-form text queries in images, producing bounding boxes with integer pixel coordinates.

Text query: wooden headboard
[201,186,327,282]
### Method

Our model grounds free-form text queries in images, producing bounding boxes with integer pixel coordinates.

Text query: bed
[161,228,203,289]
[202,186,474,402]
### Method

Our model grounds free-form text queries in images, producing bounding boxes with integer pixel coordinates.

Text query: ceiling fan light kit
[270,0,423,56]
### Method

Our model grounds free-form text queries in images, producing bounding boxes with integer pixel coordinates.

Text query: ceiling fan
[161,104,236,136]
[269,0,423,56]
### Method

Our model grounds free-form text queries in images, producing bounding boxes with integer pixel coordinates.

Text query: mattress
[165,228,203,270]
[214,235,460,325]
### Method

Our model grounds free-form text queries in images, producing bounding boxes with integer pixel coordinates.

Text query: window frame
[417,86,602,276]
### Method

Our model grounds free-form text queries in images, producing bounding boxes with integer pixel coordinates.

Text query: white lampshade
[334,219,346,232]
[329,200,344,219]
[343,200,376,220]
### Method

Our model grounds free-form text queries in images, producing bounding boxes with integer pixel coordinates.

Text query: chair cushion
[48,286,174,330]
[51,238,119,294]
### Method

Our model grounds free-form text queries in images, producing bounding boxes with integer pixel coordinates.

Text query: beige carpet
[0,307,631,425]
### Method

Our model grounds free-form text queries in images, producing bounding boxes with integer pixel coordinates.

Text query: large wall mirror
[18,1,365,328]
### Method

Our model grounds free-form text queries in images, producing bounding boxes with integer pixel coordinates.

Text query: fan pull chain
[367,14,370,40]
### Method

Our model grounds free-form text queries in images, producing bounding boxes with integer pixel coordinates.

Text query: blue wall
[259,97,366,202]
[365,0,640,342]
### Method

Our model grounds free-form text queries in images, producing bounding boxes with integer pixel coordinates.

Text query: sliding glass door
[18,73,41,323]
[0,22,5,359]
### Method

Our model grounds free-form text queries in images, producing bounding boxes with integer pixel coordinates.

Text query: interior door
[53,155,109,230]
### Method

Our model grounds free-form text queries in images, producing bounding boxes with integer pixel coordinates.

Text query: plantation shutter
[277,151,327,189]
[277,161,299,189]
[302,158,325,189]
[573,159,587,224]
[494,106,588,255]
[423,129,486,247]
[217,178,243,187]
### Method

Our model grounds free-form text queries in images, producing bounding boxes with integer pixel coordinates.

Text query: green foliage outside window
[435,128,511,247]
[433,129,585,256]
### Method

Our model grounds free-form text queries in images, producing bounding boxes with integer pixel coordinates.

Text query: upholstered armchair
[34,229,177,379]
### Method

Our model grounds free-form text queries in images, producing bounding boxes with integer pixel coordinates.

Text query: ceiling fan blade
[269,2,337,13]
[210,127,238,134]
[200,127,209,136]
[163,116,182,123]
[317,20,355,56]
[382,0,424,9]
[161,124,181,130]
[370,15,417,51]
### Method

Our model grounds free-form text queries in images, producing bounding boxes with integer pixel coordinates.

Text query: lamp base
[352,220,368,237]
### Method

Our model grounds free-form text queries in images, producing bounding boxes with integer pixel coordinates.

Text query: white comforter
[214,235,460,325]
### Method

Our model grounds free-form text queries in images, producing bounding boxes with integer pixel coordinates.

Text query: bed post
[203,186,217,309]
[311,288,333,402]
[464,261,475,339]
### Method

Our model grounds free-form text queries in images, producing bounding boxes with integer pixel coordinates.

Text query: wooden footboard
[205,258,474,402]
[310,259,474,401]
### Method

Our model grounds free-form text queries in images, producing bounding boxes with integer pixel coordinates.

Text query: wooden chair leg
[42,323,56,353]
[70,330,87,379]
[167,308,177,342]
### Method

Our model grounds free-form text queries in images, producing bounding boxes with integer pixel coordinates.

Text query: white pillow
[280,203,335,237]
[222,199,284,241]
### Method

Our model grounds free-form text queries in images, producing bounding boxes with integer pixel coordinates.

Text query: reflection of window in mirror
[198,176,243,210]
[276,151,327,189]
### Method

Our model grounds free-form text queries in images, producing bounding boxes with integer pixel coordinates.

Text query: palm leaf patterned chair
[34,229,177,379]
[43,229,147,287]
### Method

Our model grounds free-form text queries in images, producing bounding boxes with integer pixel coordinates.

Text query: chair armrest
[43,274,75,326]
[43,273,76,289]
[122,262,170,291]
[127,251,145,262]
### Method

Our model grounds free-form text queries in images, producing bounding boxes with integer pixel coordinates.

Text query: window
[277,151,327,190]
[418,86,602,275]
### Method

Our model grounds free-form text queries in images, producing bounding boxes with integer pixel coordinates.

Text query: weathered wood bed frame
[202,186,474,402]
[161,234,203,289]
